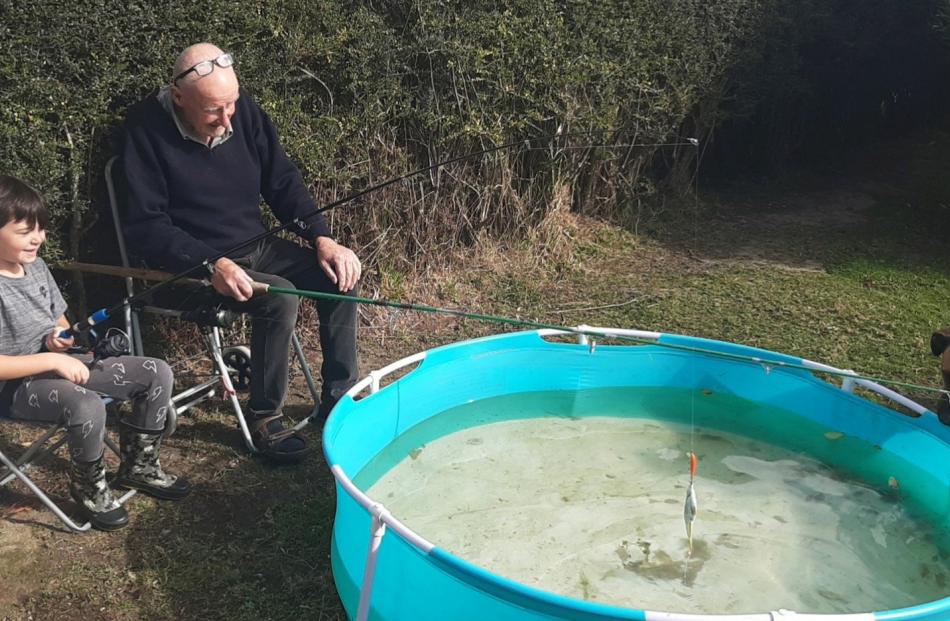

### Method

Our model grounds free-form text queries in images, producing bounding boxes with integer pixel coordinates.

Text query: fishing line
[686,137,700,568]
[688,137,700,460]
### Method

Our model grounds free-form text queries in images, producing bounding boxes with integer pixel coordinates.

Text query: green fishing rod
[260,283,947,398]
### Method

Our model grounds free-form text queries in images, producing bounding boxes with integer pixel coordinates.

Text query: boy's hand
[50,353,89,384]
[45,328,74,353]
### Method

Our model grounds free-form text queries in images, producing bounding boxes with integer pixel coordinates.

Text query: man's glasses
[173,53,234,85]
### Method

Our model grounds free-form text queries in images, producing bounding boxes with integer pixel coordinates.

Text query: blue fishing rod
[61,129,698,338]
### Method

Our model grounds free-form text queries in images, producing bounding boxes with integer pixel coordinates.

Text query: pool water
[358,387,950,614]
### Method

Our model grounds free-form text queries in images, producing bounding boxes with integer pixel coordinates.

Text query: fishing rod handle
[59,283,265,339]
[251,281,270,296]
[59,308,110,338]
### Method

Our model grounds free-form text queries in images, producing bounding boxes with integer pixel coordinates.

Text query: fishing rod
[58,133,942,401]
[62,129,698,337]
[259,284,947,397]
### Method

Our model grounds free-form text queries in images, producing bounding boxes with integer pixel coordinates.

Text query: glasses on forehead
[173,53,234,85]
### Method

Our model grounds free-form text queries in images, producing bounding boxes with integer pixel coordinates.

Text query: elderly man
[121,43,360,462]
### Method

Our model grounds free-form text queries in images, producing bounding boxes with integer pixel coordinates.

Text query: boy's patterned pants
[9,354,173,462]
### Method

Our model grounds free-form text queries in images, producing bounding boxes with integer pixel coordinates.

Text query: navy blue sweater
[121,88,331,271]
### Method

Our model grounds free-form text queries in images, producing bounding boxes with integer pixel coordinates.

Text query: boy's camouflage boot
[68,456,129,531]
[114,427,191,501]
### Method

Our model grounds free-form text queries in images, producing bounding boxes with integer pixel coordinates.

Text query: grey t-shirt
[0,257,68,394]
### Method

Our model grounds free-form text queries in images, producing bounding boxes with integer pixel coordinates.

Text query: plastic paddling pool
[323,327,950,621]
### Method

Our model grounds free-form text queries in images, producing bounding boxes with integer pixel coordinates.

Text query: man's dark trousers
[230,236,359,418]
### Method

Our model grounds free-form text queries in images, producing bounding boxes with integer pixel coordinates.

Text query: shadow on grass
[122,404,347,621]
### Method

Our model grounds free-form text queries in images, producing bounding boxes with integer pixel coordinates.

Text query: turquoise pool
[323,328,950,621]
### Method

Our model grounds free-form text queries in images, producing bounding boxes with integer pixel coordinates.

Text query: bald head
[173,43,231,84]
[171,43,240,144]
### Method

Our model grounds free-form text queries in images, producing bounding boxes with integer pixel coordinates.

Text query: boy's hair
[0,175,50,229]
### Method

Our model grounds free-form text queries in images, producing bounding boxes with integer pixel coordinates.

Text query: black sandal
[250,414,309,463]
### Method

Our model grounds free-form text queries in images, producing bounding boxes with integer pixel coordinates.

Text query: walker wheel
[222,346,252,391]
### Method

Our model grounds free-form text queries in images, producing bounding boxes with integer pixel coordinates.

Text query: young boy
[0,174,190,531]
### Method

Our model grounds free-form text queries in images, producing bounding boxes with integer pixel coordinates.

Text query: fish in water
[684,451,698,555]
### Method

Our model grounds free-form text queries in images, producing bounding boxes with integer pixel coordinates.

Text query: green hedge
[0,0,946,271]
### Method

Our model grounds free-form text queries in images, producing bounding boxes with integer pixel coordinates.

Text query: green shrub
[0,0,945,276]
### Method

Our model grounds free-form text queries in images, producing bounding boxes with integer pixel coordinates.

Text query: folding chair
[103,156,321,453]
[0,396,153,533]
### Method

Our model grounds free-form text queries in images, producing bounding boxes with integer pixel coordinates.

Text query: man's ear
[170,86,184,106]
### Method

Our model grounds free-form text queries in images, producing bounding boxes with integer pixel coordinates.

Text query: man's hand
[45,328,74,353]
[212,257,255,302]
[315,237,361,293]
